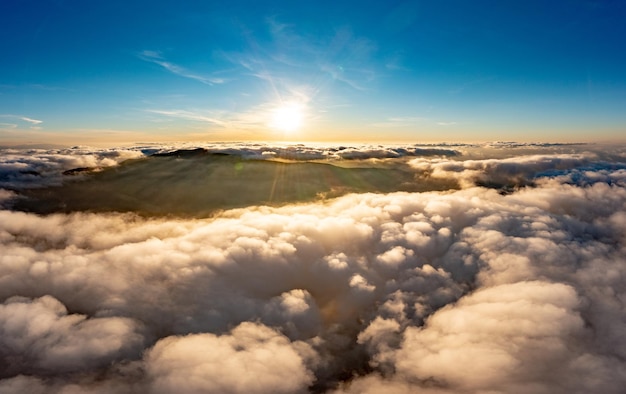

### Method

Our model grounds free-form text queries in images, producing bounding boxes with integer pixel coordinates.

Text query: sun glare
[270,103,303,133]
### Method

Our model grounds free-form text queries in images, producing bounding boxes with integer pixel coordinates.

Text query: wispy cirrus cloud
[145,98,312,137]
[145,109,227,126]
[21,117,42,125]
[0,115,43,125]
[224,20,377,95]
[146,105,274,131]
[388,116,427,123]
[146,105,284,133]
[371,116,427,128]
[449,76,496,95]
[139,51,226,86]
[0,115,43,132]
[0,84,74,93]
[371,116,459,129]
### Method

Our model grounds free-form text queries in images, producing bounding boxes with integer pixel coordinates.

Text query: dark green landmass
[13,153,458,217]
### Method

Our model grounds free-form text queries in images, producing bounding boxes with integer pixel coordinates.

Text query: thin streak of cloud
[388,117,426,123]
[0,84,74,92]
[146,109,228,126]
[449,76,496,95]
[0,115,43,125]
[372,116,427,128]
[320,63,369,92]
[145,85,313,133]
[139,51,226,86]
[22,117,43,125]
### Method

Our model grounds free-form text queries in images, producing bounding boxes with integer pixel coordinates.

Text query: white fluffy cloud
[1,143,626,393]
[0,296,143,376]
[146,322,316,394]
[0,147,144,190]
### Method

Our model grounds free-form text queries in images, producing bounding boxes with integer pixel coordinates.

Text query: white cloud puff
[0,295,143,376]
[0,147,144,190]
[394,281,586,391]
[146,322,316,394]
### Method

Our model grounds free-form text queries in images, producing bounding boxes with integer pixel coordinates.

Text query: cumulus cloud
[0,295,144,377]
[0,146,144,190]
[1,143,626,393]
[410,151,626,189]
[395,282,587,390]
[146,322,316,394]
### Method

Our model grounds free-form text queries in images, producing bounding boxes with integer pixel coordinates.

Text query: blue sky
[1,0,625,145]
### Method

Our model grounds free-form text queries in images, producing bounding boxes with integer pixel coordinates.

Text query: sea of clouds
[1,142,626,393]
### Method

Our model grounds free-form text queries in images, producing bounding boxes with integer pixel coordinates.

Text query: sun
[270,103,304,133]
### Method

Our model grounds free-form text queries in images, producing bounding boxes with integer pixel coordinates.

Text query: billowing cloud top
[0,147,144,190]
[1,142,626,393]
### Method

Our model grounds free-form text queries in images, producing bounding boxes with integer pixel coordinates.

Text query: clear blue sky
[1,0,625,145]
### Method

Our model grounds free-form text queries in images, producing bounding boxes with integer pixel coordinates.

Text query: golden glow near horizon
[270,103,304,134]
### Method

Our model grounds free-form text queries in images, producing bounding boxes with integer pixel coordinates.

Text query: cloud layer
[1,143,626,393]
[0,147,144,191]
